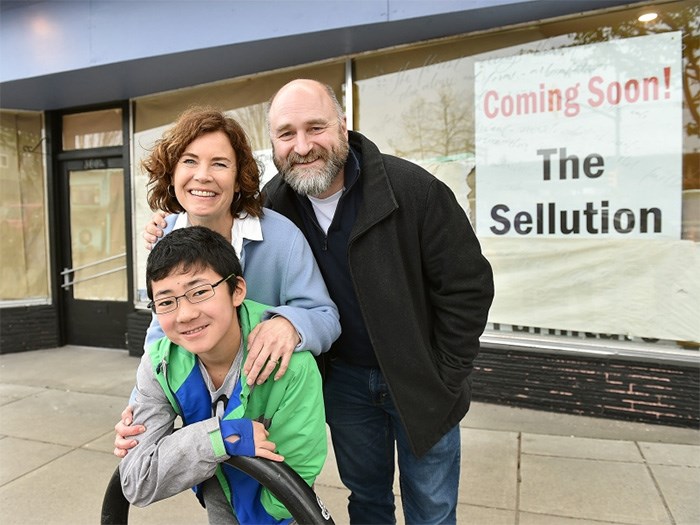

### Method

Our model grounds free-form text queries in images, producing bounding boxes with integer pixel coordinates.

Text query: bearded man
[262,79,494,525]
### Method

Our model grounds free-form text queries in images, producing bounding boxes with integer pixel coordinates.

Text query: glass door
[58,158,129,347]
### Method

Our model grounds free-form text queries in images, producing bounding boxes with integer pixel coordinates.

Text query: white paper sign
[475,32,683,238]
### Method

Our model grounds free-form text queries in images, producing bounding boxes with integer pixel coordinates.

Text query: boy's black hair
[146,226,242,300]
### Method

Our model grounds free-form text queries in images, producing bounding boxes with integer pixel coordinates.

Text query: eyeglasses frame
[148,273,236,315]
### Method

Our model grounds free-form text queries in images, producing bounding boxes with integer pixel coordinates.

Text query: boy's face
[151,266,245,361]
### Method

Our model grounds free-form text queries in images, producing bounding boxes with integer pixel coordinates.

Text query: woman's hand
[244,317,300,386]
[113,405,146,458]
[143,210,169,250]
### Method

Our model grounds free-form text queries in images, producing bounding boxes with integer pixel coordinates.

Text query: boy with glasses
[119,225,326,524]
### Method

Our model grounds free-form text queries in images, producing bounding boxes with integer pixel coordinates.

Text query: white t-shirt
[308,188,343,234]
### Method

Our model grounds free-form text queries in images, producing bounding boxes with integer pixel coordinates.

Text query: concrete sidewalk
[0,345,698,524]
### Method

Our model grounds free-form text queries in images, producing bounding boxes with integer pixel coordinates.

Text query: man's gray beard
[284,164,337,197]
[274,136,349,197]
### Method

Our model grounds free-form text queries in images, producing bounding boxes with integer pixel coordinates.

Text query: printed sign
[475,32,682,238]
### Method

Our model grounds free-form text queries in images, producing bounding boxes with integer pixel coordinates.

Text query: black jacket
[263,131,494,457]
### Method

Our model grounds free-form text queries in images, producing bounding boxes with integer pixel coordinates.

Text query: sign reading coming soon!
[475,32,682,239]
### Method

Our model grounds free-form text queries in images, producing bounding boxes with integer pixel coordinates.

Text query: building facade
[1,0,698,427]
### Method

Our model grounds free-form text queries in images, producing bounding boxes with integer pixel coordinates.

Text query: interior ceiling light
[638,12,658,22]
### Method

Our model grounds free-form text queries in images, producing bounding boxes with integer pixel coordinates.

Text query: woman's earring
[167,185,176,198]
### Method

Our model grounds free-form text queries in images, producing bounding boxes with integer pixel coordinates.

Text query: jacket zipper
[300,203,329,251]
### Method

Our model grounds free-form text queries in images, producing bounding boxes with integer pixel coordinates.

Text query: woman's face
[172,131,238,224]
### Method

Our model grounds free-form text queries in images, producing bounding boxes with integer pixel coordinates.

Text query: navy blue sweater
[293,148,378,367]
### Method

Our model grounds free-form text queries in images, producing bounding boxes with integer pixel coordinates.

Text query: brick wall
[472,346,700,428]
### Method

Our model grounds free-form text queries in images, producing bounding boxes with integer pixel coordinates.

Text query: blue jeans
[324,360,460,524]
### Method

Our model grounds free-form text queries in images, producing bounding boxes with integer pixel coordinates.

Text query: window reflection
[0,111,49,302]
[69,168,127,301]
[63,108,122,150]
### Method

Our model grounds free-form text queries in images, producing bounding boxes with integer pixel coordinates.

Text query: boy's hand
[113,405,146,458]
[244,317,299,385]
[143,210,168,250]
[225,421,284,462]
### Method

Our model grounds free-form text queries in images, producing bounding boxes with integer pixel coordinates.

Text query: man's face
[269,82,349,198]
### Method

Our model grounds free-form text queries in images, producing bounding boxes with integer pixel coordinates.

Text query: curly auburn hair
[144,107,263,218]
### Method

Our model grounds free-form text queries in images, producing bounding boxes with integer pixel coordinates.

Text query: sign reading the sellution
[475,32,682,239]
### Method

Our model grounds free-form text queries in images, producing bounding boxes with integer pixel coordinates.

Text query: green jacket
[120,300,327,523]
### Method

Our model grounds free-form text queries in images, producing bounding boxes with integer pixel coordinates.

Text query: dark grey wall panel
[0,306,60,353]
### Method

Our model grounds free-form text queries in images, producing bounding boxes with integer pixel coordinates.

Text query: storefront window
[354,0,698,351]
[0,111,50,303]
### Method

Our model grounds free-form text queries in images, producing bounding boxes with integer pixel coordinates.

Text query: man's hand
[244,317,300,386]
[225,421,284,462]
[113,405,146,458]
[143,210,168,251]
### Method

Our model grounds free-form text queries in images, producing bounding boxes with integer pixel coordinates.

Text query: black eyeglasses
[148,274,235,314]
